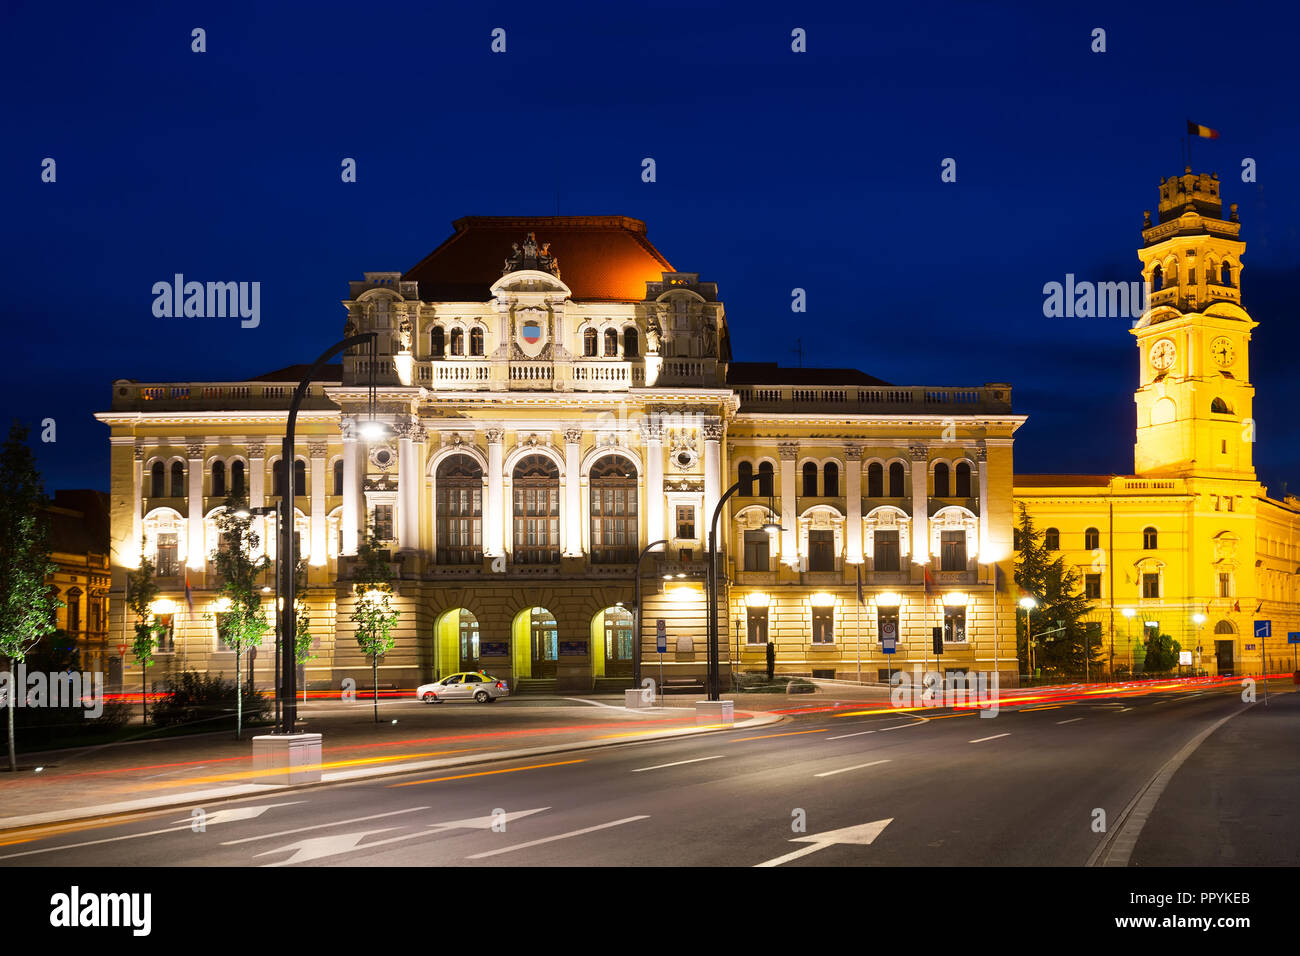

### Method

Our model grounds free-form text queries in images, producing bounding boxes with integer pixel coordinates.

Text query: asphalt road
[1,683,1292,867]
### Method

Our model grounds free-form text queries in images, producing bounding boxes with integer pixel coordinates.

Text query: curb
[0,708,786,834]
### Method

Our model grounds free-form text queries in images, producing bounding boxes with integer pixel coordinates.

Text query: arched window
[170,461,185,497]
[150,461,165,497]
[802,462,818,496]
[954,461,972,497]
[211,460,226,497]
[867,462,883,497]
[469,328,484,356]
[449,328,464,356]
[1220,261,1231,286]
[604,329,619,357]
[293,460,306,497]
[231,460,245,497]
[590,456,638,563]
[888,462,905,497]
[431,327,445,358]
[513,455,560,564]
[757,461,775,497]
[623,328,639,357]
[583,328,597,356]
[272,460,286,498]
[934,462,950,497]
[436,454,482,565]
[1143,526,1157,549]
[1152,264,1164,290]
[1044,527,1060,550]
[1213,620,1235,635]
[333,460,344,496]
[1084,527,1100,550]
[1211,397,1231,414]
[738,461,754,496]
[823,462,839,497]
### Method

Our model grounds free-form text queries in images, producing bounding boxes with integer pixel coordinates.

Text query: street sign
[1179,651,1192,666]
[1289,632,1300,645]
[656,618,666,654]
[1254,619,1271,638]
[116,643,128,657]
[882,638,896,655]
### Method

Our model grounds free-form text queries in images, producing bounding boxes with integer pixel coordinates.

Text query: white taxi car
[415,672,509,704]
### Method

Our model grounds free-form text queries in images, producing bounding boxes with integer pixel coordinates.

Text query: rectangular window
[746,607,768,645]
[943,606,966,643]
[214,611,234,651]
[155,614,175,653]
[1142,572,1160,599]
[940,530,966,571]
[371,505,394,540]
[873,530,900,572]
[676,506,695,540]
[877,607,899,644]
[743,530,770,572]
[1218,572,1232,598]
[808,530,836,572]
[1225,497,1234,512]
[812,607,834,644]
[1084,573,1101,600]
[156,533,179,576]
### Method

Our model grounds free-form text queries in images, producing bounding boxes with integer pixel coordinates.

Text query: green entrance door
[531,608,558,678]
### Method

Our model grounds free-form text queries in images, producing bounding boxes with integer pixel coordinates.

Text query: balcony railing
[426,360,491,388]
[735,383,1013,414]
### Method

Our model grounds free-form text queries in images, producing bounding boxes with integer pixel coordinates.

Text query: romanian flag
[184,575,194,615]
[1187,120,1220,140]
[923,566,933,594]
[856,564,864,605]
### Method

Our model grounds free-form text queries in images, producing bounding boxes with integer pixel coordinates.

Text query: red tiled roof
[403,216,673,302]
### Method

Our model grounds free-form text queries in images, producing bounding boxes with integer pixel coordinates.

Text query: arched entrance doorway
[1213,619,1235,675]
[512,606,559,678]
[435,608,481,677]
[593,606,634,678]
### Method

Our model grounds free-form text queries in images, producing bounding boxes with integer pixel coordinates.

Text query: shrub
[150,670,269,729]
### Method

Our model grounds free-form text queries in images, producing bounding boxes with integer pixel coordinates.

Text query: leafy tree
[209,496,270,739]
[1143,632,1181,674]
[350,528,398,722]
[126,543,163,724]
[294,556,315,702]
[1014,504,1098,679]
[0,423,61,771]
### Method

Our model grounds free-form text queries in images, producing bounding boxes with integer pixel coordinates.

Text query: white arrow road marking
[0,801,304,862]
[222,806,432,845]
[631,756,724,772]
[814,759,890,778]
[969,733,1010,743]
[250,808,551,865]
[755,818,893,867]
[465,815,649,860]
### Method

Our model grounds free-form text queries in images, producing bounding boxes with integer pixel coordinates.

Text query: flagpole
[855,565,862,684]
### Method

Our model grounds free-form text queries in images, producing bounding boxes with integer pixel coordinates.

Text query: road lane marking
[1117,707,1133,712]
[969,733,1010,743]
[731,730,828,742]
[389,759,585,787]
[755,818,892,867]
[1056,718,1084,725]
[826,730,876,740]
[631,756,724,773]
[814,759,891,778]
[465,815,649,859]
[877,720,927,732]
[222,806,432,845]
[1022,705,1062,712]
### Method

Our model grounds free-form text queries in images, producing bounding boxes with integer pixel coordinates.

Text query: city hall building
[96,215,1022,693]
[1015,170,1300,679]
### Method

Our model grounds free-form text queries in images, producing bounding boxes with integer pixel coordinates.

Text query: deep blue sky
[5,0,1299,495]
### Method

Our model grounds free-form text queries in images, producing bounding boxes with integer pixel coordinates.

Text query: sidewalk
[0,693,791,831]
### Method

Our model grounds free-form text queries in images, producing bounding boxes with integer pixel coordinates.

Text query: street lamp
[632,539,668,687]
[1019,596,1037,678]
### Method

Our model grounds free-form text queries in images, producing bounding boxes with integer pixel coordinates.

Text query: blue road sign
[656,618,667,654]
[882,638,897,655]
[1288,632,1300,645]
[1254,619,1271,639]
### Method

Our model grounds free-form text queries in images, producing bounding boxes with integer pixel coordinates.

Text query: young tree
[1143,632,1182,674]
[210,496,270,739]
[350,529,398,722]
[1014,504,1098,679]
[0,423,61,771]
[294,556,315,702]
[126,545,162,725]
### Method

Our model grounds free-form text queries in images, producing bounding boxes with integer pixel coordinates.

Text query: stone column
[702,420,723,544]
[563,427,583,557]
[485,428,505,557]
[845,444,863,564]
[397,422,421,554]
[910,444,930,564]
[132,444,144,562]
[779,442,799,567]
[309,441,328,565]
[976,443,989,561]
[248,440,267,559]
[340,423,361,556]
[187,441,205,570]
[644,419,664,544]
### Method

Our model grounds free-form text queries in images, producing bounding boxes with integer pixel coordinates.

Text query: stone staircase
[512,678,559,695]
[593,677,634,694]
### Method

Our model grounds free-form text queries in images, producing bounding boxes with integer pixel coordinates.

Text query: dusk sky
[6,0,1299,495]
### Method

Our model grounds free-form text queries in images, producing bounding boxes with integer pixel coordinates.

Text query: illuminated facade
[97,216,1023,692]
[1015,171,1300,677]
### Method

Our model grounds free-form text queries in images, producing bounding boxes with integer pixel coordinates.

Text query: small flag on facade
[1187,119,1220,140]
[923,566,933,594]
[856,564,864,605]
[185,574,194,614]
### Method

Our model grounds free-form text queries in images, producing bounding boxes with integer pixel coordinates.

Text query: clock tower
[1132,169,1256,479]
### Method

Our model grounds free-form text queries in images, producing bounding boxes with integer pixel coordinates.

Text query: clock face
[1211,336,1236,368]
[1149,339,1176,371]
